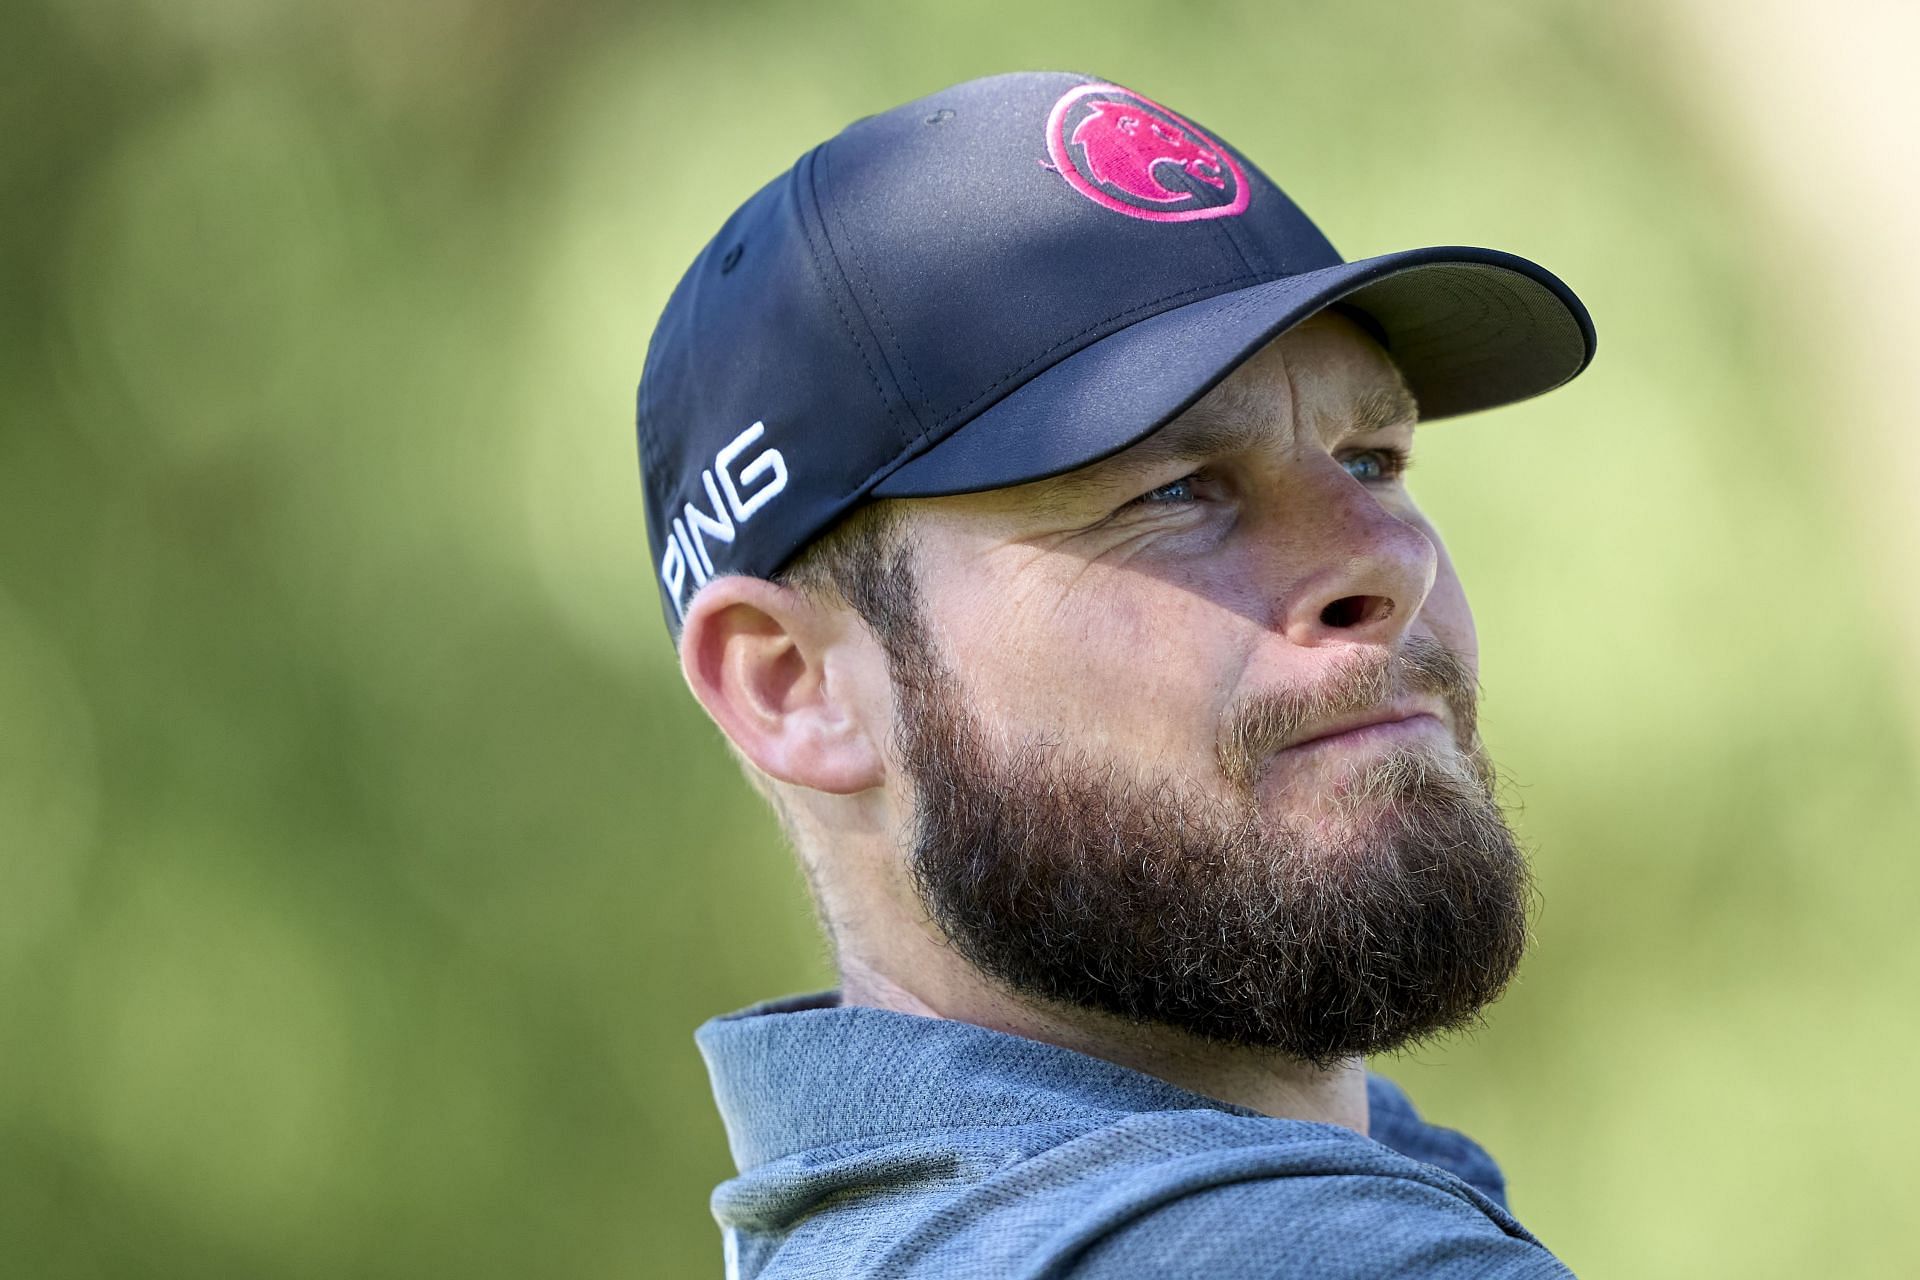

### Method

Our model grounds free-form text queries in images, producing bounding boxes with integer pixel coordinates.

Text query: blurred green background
[5,0,1918,1275]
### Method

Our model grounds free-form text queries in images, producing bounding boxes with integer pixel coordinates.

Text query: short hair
[773,500,922,657]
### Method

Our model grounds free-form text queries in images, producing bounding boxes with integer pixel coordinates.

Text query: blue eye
[1343,447,1410,483]
[1137,476,1198,504]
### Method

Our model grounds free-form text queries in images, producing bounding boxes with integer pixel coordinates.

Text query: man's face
[864,312,1531,1065]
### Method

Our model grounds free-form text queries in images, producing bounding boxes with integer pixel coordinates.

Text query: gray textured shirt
[697,991,1573,1278]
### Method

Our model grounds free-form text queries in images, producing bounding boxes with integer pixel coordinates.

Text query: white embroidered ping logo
[660,420,789,621]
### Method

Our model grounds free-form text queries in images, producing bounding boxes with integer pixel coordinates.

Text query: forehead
[1175,311,1416,445]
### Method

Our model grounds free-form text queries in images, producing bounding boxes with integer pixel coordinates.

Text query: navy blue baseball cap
[636,71,1595,634]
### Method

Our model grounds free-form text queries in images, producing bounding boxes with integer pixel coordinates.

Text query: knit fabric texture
[696,991,1574,1279]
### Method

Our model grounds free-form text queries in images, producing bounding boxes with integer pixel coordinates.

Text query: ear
[678,575,887,795]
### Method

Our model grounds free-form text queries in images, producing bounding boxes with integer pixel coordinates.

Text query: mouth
[1278,710,1447,757]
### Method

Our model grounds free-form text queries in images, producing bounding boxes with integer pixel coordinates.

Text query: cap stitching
[794,148,911,441]
[820,141,933,440]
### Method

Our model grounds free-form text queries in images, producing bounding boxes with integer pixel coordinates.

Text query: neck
[789,793,1371,1136]
[838,953,1370,1135]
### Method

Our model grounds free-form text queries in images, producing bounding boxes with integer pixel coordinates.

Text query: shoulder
[1026,1169,1572,1279]
[1364,1073,1511,1209]
[994,1110,1568,1280]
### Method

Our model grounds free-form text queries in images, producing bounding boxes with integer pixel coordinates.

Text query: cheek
[932,558,1253,752]
[1414,524,1478,673]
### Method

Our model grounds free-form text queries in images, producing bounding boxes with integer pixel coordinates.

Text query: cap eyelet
[719,243,744,274]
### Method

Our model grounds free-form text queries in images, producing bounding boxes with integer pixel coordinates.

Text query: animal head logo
[1045,83,1250,223]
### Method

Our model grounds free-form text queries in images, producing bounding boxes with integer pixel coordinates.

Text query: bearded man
[635,71,1595,1279]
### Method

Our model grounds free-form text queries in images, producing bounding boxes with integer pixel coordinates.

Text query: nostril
[1321,594,1394,629]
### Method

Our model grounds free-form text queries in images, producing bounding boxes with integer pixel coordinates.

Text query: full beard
[888,631,1535,1070]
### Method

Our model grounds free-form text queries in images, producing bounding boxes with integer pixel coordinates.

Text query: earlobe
[678,577,886,795]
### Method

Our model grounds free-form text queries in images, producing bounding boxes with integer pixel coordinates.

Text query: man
[636,71,1595,1278]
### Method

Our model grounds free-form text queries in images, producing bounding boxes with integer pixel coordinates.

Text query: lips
[1280,707,1446,754]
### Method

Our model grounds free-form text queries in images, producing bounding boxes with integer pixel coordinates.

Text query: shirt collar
[696,989,1509,1209]
[698,989,1319,1173]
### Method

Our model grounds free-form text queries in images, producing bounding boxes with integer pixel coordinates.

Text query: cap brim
[869,245,1595,499]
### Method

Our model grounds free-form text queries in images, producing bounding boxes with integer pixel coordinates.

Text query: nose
[1259,463,1437,648]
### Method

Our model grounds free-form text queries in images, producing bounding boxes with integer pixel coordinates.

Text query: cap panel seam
[1211,217,1261,279]
[1210,194,1266,279]
[1208,138,1275,277]
[819,140,933,439]
[792,147,914,444]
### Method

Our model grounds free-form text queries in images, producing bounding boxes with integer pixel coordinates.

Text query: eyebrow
[1349,385,1420,436]
[1032,381,1418,510]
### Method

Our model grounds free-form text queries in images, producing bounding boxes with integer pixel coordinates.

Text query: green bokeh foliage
[3,0,1915,1275]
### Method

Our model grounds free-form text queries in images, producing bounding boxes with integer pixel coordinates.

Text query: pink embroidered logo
[1045,83,1250,223]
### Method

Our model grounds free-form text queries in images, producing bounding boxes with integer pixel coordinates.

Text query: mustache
[1216,633,1482,791]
